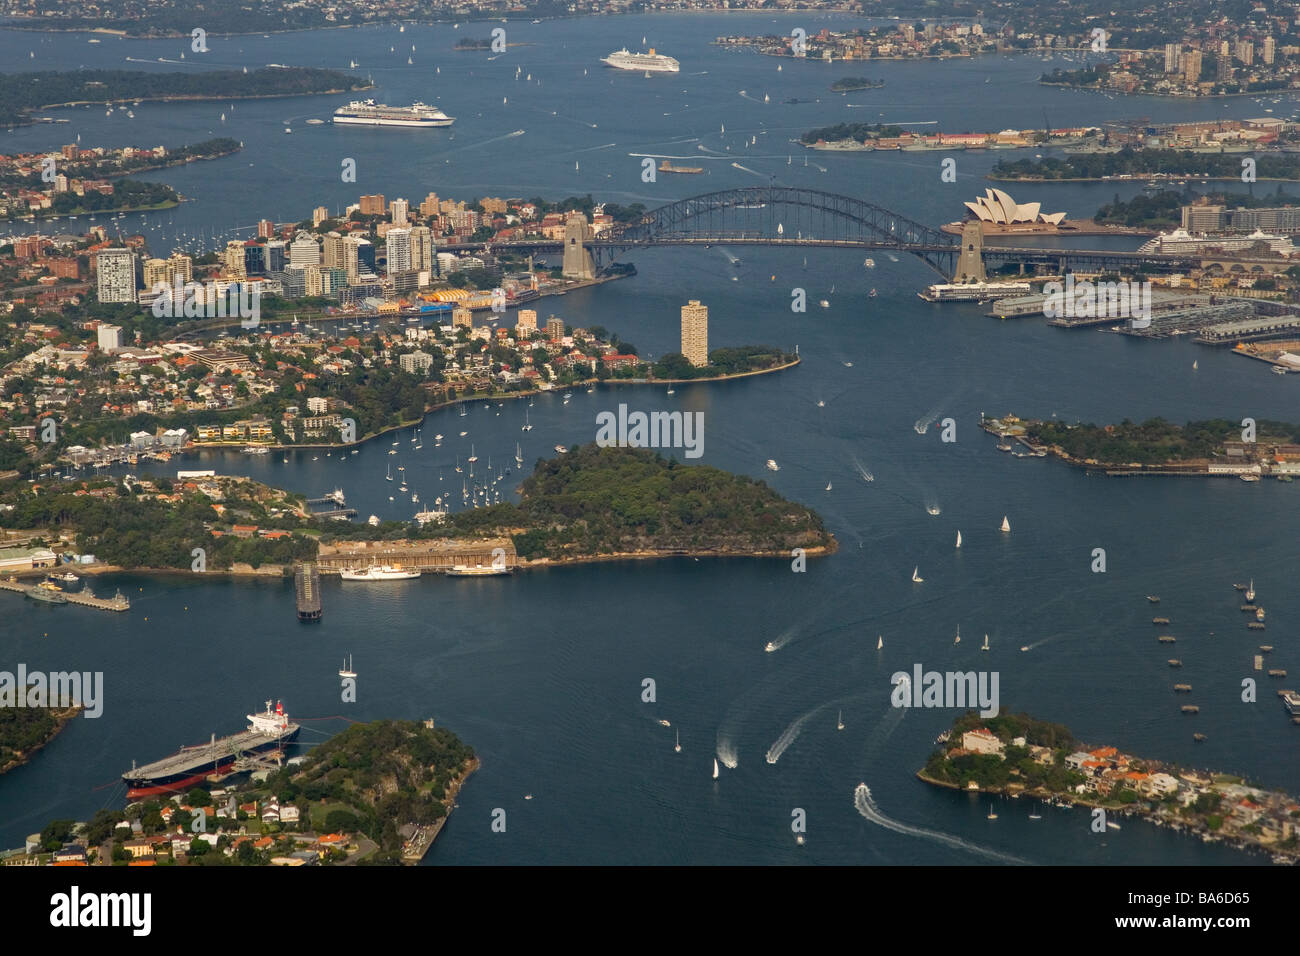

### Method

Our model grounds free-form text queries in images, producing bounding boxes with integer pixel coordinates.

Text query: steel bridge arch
[598,185,958,275]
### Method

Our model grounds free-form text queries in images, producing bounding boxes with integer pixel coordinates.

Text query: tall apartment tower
[342,236,362,283]
[224,240,248,279]
[386,228,412,274]
[1182,49,1202,85]
[680,299,709,367]
[409,226,434,274]
[515,308,538,339]
[96,248,137,303]
[390,198,409,227]
[322,233,345,270]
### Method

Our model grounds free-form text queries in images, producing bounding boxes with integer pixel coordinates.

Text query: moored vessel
[340,564,421,580]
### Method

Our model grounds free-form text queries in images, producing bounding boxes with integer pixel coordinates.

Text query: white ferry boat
[446,564,511,577]
[339,565,421,580]
[601,48,680,73]
[333,99,454,128]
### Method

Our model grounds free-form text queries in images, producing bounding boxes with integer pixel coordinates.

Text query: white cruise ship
[333,99,454,128]
[601,48,680,73]
[339,564,421,580]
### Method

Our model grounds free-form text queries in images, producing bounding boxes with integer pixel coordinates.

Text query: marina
[0,577,129,612]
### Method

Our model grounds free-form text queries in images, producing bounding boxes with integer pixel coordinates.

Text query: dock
[295,563,321,622]
[0,577,129,612]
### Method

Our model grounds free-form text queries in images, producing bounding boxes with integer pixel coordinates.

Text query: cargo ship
[122,700,300,799]
[601,48,680,73]
[658,160,704,174]
[333,99,454,128]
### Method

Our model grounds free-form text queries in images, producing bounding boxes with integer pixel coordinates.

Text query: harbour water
[0,15,1298,864]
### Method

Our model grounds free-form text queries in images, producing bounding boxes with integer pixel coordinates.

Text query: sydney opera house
[963,188,1067,227]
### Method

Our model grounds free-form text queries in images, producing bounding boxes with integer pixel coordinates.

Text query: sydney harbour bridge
[463,186,1282,282]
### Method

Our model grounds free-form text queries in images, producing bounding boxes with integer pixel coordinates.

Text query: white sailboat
[467,444,478,464]
[987,804,998,820]
[522,409,533,431]
[876,635,883,650]
[1000,515,1010,533]
[825,481,832,491]
[1246,578,1255,602]
[712,758,719,779]
[385,463,393,481]
[515,442,524,467]
[955,530,962,548]
[339,655,356,678]
[1192,360,1198,370]
[674,729,681,753]
[981,633,990,652]
[836,710,844,731]
[911,567,923,583]
[954,624,961,645]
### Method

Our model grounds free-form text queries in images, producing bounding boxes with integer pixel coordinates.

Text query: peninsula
[983,414,1300,478]
[0,704,83,776]
[921,711,1299,863]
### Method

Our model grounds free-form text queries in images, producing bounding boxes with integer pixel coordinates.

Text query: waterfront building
[963,188,1066,226]
[342,235,363,282]
[243,243,265,276]
[96,247,136,303]
[680,299,708,367]
[515,308,538,340]
[359,194,387,217]
[257,219,276,239]
[312,206,330,227]
[452,306,473,330]
[409,226,434,274]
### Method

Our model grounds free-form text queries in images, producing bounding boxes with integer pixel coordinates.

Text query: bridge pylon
[954,221,986,283]
[562,211,596,279]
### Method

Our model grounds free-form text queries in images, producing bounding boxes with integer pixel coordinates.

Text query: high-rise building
[342,235,363,283]
[290,234,321,268]
[680,299,708,367]
[1182,49,1203,85]
[264,241,287,273]
[312,206,330,228]
[419,192,440,218]
[390,198,409,227]
[143,258,170,290]
[359,194,387,217]
[1164,43,1180,73]
[97,324,122,353]
[1235,39,1253,65]
[452,307,473,330]
[386,228,412,274]
[168,252,193,284]
[243,244,265,277]
[96,248,136,303]
[1264,36,1276,65]
[546,315,565,342]
[223,240,247,279]
[409,226,434,274]
[322,233,345,270]
[1182,203,1226,232]
[303,264,325,297]
[257,219,277,239]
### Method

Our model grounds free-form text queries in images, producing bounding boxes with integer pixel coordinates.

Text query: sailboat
[981,633,990,652]
[877,635,883,650]
[825,481,832,491]
[455,456,462,474]
[674,730,681,753]
[522,409,533,431]
[911,567,923,583]
[955,530,962,548]
[339,655,356,678]
[515,442,523,467]
[987,804,998,820]
[385,463,393,481]
[467,444,478,464]
[1246,579,1255,602]
[1192,360,1198,370]
[954,624,961,645]
[712,758,720,780]
[1000,515,1011,533]
[836,710,844,731]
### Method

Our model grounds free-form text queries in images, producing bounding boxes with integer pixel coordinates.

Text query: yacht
[836,710,844,731]
[1246,579,1256,602]
[987,805,998,820]
[338,655,357,678]
[515,443,524,467]
[1000,515,1011,533]
[712,758,719,780]
[522,410,533,431]
[981,634,990,652]
[766,459,779,472]
[955,530,962,548]
[674,730,681,753]
[954,625,961,645]
[555,445,568,454]
[911,567,923,583]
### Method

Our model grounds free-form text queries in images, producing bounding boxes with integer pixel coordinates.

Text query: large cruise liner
[121,700,300,799]
[332,99,454,128]
[601,48,680,73]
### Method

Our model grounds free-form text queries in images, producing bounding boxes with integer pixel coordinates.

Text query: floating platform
[294,562,321,622]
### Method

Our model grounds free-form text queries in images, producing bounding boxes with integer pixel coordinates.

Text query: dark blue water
[0,15,1297,864]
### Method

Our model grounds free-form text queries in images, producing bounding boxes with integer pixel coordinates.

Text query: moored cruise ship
[333,99,454,128]
[122,700,300,798]
[601,48,680,73]
[339,564,421,580]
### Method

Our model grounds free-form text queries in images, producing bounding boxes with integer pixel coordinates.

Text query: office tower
[96,248,136,303]
[322,233,345,270]
[680,299,708,367]
[289,234,321,268]
[264,240,286,273]
[359,194,387,216]
[243,244,266,277]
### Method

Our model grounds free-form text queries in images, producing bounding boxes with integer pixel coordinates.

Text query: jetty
[0,577,129,612]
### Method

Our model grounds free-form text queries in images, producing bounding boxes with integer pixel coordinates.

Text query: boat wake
[737,89,764,103]
[764,624,800,653]
[853,784,1028,864]
[715,735,739,770]
[765,705,827,764]
[730,162,764,178]
[850,454,875,482]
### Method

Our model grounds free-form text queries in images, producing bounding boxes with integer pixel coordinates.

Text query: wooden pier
[0,577,129,612]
